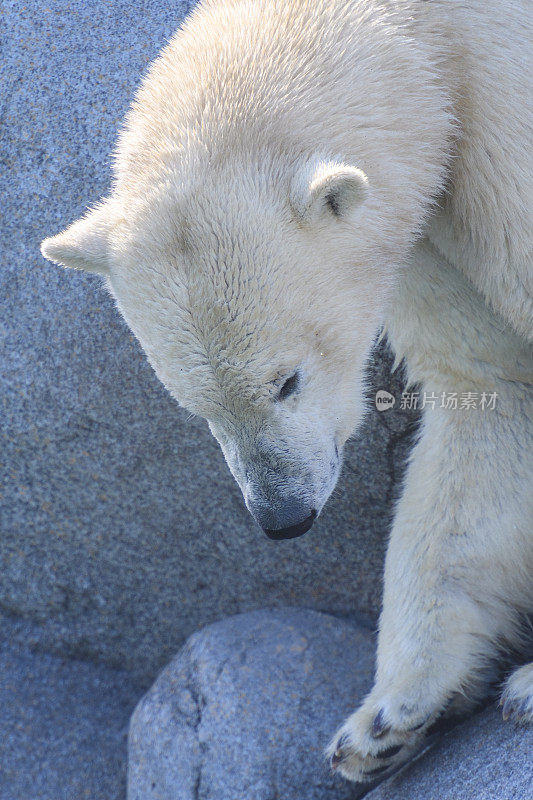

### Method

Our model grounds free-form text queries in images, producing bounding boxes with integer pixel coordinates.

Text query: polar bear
[41,0,532,784]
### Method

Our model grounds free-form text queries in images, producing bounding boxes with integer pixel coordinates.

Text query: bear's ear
[291,160,368,224]
[40,200,117,275]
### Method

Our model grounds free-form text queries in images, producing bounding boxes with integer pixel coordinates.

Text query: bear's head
[41,151,402,539]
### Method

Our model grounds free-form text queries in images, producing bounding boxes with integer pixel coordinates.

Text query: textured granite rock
[128,608,376,800]
[128,608,532,800]
[2,0,419,682]
[0,615,143,800]
[365,706,533,800]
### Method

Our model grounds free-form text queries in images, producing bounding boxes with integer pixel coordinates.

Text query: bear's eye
[277,371,300,402]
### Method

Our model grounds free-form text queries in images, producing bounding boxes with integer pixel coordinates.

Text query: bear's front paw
[326,695,434,783]
[500,663,533,725]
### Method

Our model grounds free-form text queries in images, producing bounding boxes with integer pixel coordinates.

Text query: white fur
[41,0,532,782]
[327,242,532,780]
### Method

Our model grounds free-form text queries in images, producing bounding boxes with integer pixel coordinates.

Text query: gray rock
[128,608,376,800]
[366,707,533,800]
[128,608,532,800]
[2,0,419,682]
[0,615,143,800]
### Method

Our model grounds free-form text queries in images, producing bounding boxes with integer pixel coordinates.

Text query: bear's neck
[405,0,530,335]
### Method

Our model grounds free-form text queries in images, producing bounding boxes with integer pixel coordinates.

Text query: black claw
[407,718,428,732]
[331,733,350,767]
[502,696,531,723]
[336,732,350,751]
[371,709,390,739]
[330,733,350,767]
[363,765,390,777]
[376,743,403,759]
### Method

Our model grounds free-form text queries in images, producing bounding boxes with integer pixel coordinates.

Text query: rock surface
[0,615,143,800]
[128,608,377,800]
[4,3,530,800]
[366,706,533,800]
[2,0,419,682]
[129,609,533,800]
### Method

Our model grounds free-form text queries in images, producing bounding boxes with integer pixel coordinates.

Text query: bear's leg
[500,663,533,725]
[327,391,532,783]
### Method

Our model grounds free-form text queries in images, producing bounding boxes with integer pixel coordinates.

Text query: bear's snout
[263,510,317,540]
[248,499,317,540]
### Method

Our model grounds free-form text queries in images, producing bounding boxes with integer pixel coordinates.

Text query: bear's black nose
[263,510,317,540]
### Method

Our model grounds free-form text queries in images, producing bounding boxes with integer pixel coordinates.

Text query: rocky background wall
[8,4,528,800]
